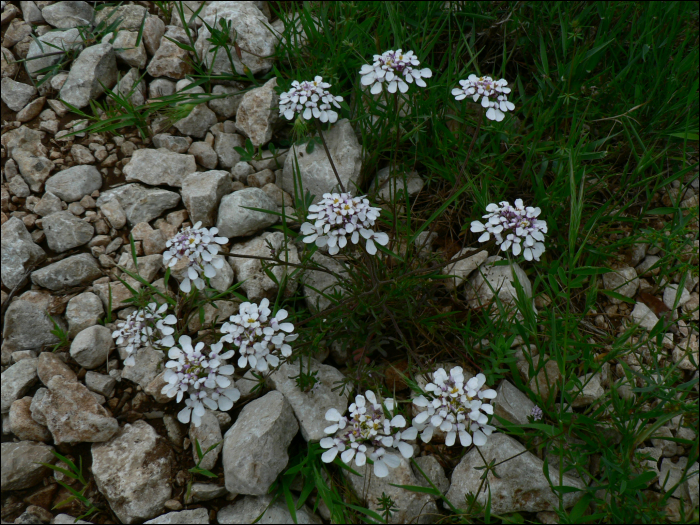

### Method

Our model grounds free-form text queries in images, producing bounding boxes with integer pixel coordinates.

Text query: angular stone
[35,191,64,217]
[17,96,46,122]
[9,396,52,441]
[147,26,193,79]
[2,296,61,351]
[93,281,138,311]
[60,44,117,109]
[153,133,191,153]
[195,2,278,77]
[446,433,585,514]
[96,183,181,226]
[39,375,118,444]
[121,346,164,388]
[70,325,114,369]
[235,78,279,147]
[42,1,94,28]
[218,495,321,524]
[216,187,278,238]
[37,351,77,386]
[98,196,127,229]
[190,410,222,471]
[223,391,298,495]
[31,253,102,291]
[187,300,239,331]
[302,252,348,312]
[493,379,536,427]
[42,211,94,252]
[169,253,233,292]
[247,169,275,188]
[630,302,660,331]
[102,30,147,68]
[568,372,604,407]
[602,266,639,304]
[66,292,104,338]
[261,182,293,208]
[25,28,83,77]
[45,165,102,202]
[282,119,362,203]
[1,77,36,111]
[518,355,562,402]
[209,84,243,118]
[663,284,691,310]
[125,148,197,188]
[186,482,228,504]
[371,167,424,202]
[144,508,209,524]
[213,131,244,169]
[143,15,165,56]
[2,45,19,78]
[1,216,46,289]
[412,455,450,495]
[173,103,218,139]
[181,170,233,227]
[228,232,299,302]
[92,420,173,523]
[465,255,533,317]
[1,358,38,413]
[343,454,438,524]
[188,141,218,169]
[13,148,55,192]
[1,441,55,491]
[116,66,147,106]
[267,357,348,441]
[442,248,488,291]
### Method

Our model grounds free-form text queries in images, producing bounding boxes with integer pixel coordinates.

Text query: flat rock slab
[216,187,278,238]
[59,44,117,109]
[144,508,209,524]
[445,433,585,514]
[1,216,45,289]
[31,253,102,291]
[96,184,181,226]
[266,357,348,441]
[218,495,321,524]
[1,358,38,413]
[92,420,173,524]
[45,165,102,202]
[223,391,298,495]
[42,211,95,253]
[125,148,196,188]
[2,295,61,351]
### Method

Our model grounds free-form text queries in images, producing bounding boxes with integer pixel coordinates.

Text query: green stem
[315,119,345,193]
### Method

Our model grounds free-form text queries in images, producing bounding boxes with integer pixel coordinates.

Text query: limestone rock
[41,211,94,252]
[630,302,660,331]
[1,358,38,413]
[98,196,127,229]
[493,380,535,427]
[25,28,83,77]
[213,131,244,169]
[13,148,55,192]
[2,294,61,351]
[39,375,118,444]
[465,256,533,317]
[216,187,278,238]
[102,30,147,69]
[282,119,362,203]
[223,391,298,495]
[371,167,424,202]
[92,420,173,523]
[602,266,639,304]
[37,351,77,385]
[124,148,196,188]
[1,441,55,491]
[181,170,233,227]
[31,253,102,291]
[442,248,488,291]
[189,410,222,471]
[411,455,450,495]
[228,232,299,302]
[70,325,114,369]
[144,508,209,524]
[1,216,46,289]
[173,103,218,139]
[445,433,585,514]
[147,26,193,79]
[121,346,164,389]
[96,183,181,226]
[267,357,348,441]
[9,396,51,441]
[60,44,117,109]
[218,495,321,524]
[302,252,348,312]
[66,292,104,338]
[235,78,279,147]
[1,77,36,111]
[42,1,94,28]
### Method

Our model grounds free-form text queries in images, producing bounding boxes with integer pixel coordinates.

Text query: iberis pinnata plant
[299,192,389,255]
[220,298,297,372]
[163,222,228,293]
[470,199,548,261]
[359,49,432,94]
[452,74,515,122]
[320,391,416,478]
[112,302,176,366]
[162,335,240,427]
[412,367,497,447]
[279,76,344,124]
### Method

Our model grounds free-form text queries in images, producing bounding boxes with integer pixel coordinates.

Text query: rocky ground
[1,1,699,524]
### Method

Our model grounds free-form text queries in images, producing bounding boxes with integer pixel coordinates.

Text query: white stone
[125,148,197,188]
[216,188,278,238]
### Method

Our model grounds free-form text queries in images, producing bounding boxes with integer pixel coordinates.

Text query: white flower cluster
[299,192,389,255]
[163,221,228,293]
[452,74,515,121]
[470,199,548,261]
[413,367,497,447]
[220,298,297,372]
[112,302,176,366]
[162,335,240,426]
[359,49,432,94]
[279,76,344,124]
[321,391,416,478]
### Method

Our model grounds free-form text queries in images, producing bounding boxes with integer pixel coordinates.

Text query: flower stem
[315,120,345,193]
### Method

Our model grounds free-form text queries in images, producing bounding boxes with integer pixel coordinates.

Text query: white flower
[220,298,297,373]
[412,367,497,447]
[112,302,176,366]
[161,335,239,427]
[470,199,548,261]
[452,74,515,121]
[299,192,389,255]
[320,390,412,477]
[163,222,228,293]
[359,49,432,94]
[279,76,344,124]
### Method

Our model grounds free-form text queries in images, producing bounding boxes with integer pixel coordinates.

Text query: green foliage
[40,451,101,523]
[185,438,221,503]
